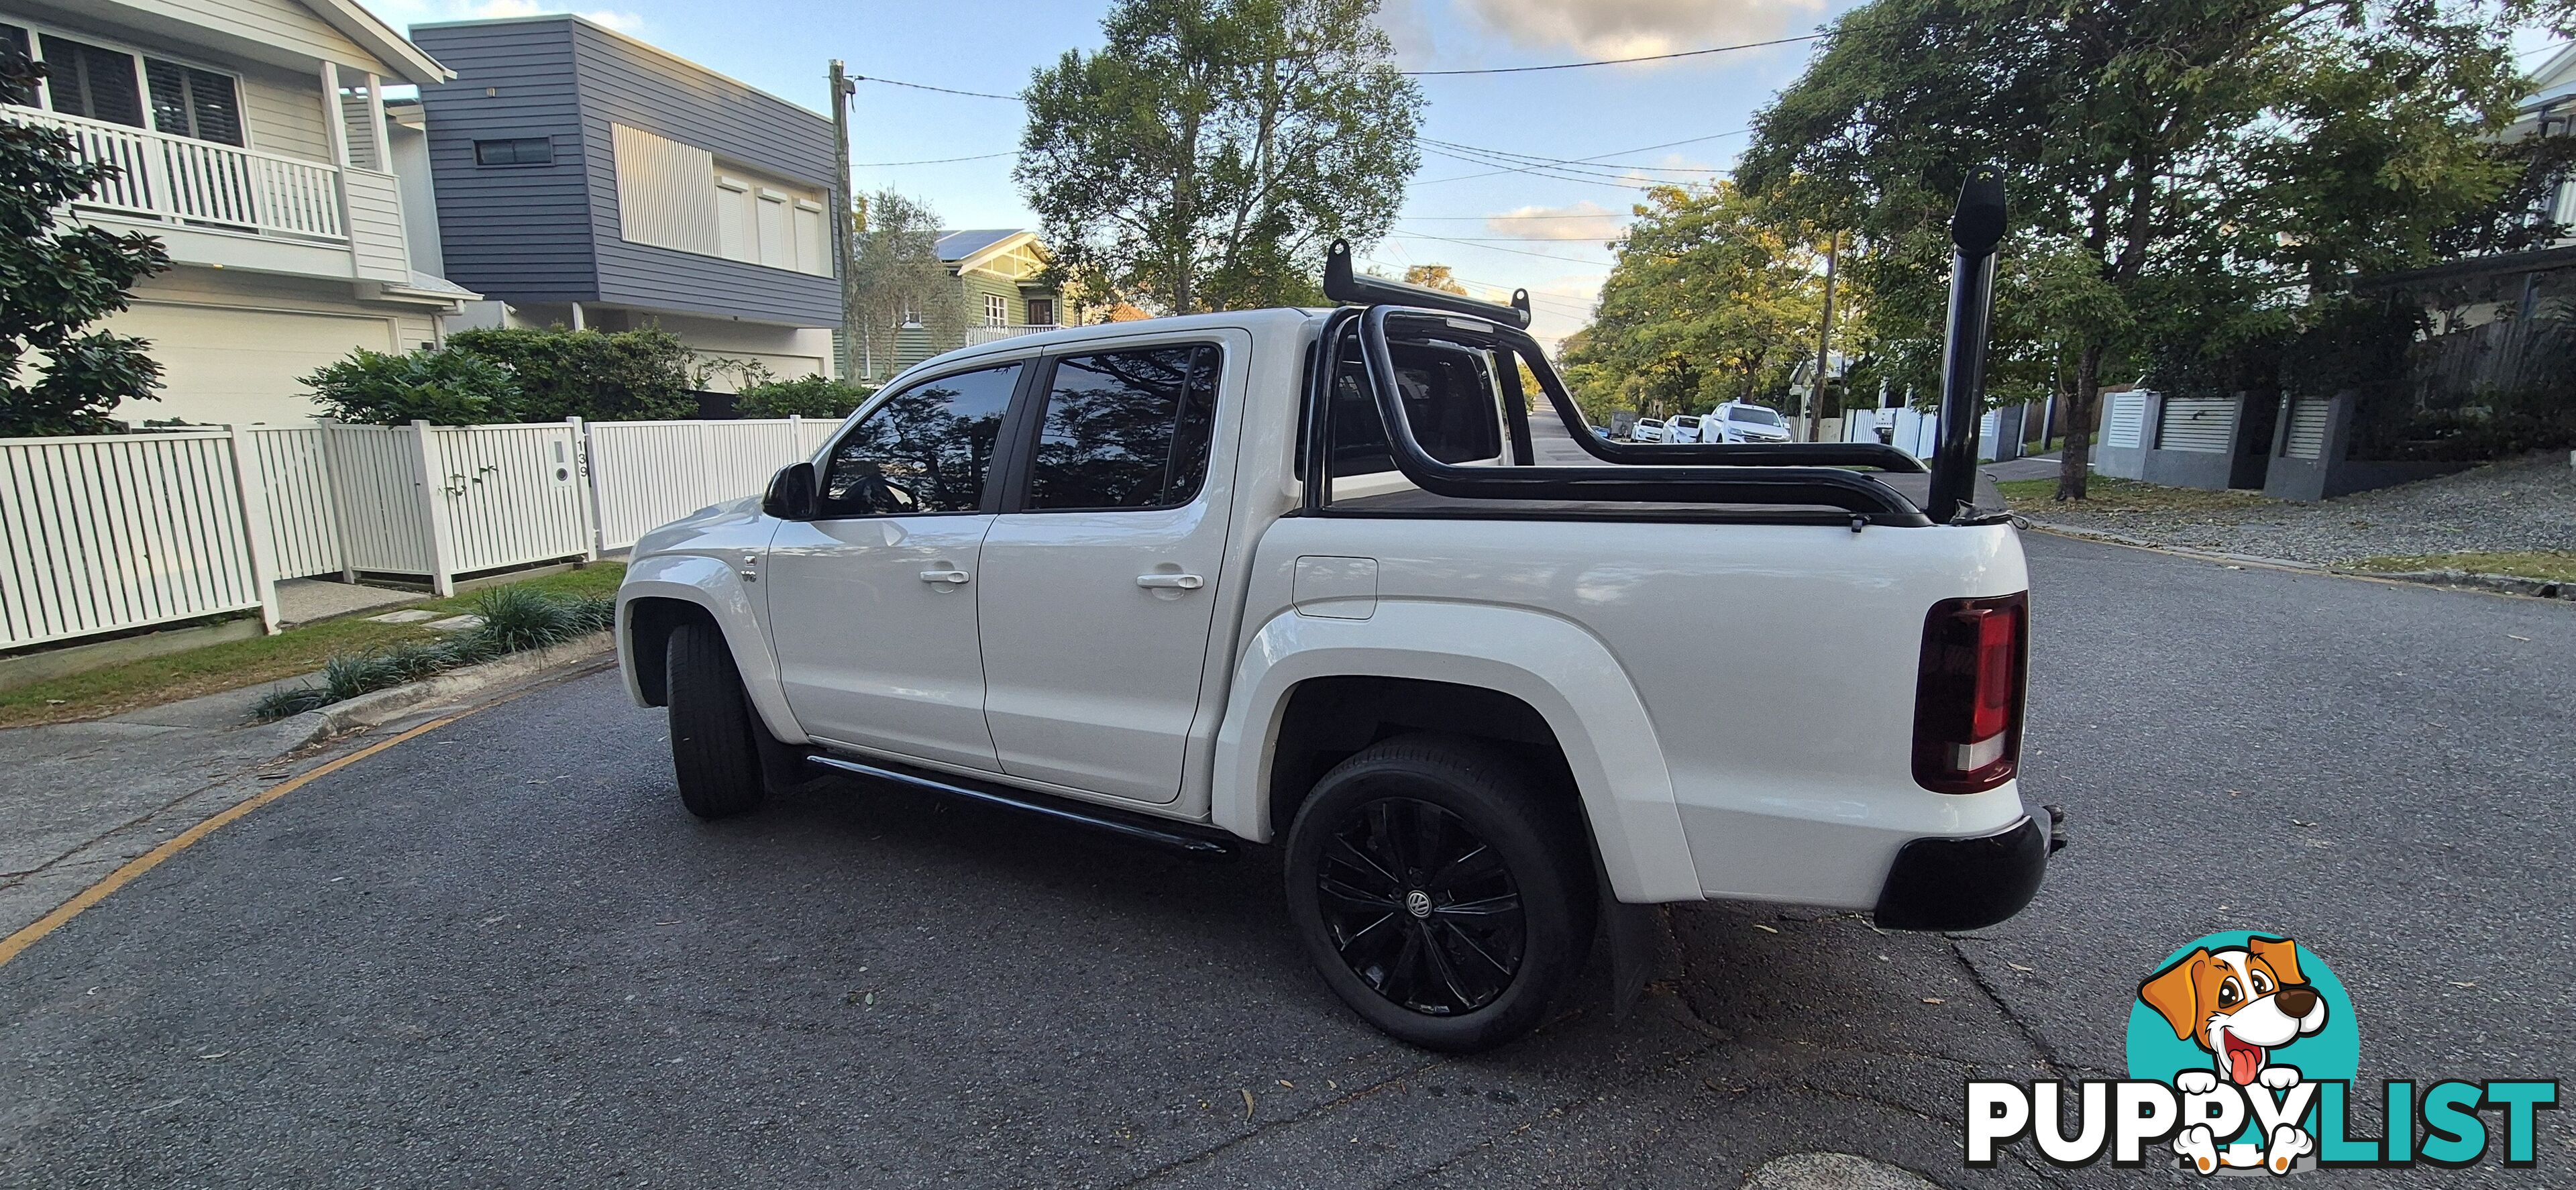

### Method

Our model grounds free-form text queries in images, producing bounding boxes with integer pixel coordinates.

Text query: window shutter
[40,34,144,127]
[144,60,242,145]
[1,24,32,107]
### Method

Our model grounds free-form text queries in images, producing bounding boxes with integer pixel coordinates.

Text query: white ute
[619,182,2052,1052]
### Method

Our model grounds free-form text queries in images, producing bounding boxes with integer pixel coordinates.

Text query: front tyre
[1284,735,1595,1052]
[665,619,767,819]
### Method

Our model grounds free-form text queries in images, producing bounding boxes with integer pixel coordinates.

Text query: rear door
[766,362,1024,771]
[974,334,1243,804]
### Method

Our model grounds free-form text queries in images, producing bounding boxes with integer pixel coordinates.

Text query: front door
[767,362,1022,771]
[977,339,1239,804]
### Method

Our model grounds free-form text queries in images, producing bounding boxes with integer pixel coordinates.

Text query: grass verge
[1994,475,2270,515]
[252,584,613,720]
[0,563,623,729]
[2345,550,2576,583]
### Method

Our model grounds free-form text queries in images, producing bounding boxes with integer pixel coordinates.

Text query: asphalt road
[1,534,2570,1188]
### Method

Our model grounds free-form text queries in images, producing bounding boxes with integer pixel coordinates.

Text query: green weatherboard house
[875,229,1062,378]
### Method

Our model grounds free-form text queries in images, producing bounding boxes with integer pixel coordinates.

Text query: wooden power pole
[1807,229,1840,443]
[828,60,859,381]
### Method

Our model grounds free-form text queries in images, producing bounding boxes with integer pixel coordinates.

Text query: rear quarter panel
[1225,515,2031,909]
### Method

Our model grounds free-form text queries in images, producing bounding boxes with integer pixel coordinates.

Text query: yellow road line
[0,707,478,969]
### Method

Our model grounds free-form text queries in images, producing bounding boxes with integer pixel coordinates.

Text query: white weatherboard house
[2,0,473,427]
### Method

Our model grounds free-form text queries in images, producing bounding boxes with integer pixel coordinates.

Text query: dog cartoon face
[2138,936,2328,1086]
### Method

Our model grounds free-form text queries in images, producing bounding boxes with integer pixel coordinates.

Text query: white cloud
[1454,0,1824,60]
[1484,200,1628,242]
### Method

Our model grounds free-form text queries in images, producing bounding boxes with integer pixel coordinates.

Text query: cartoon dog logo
[2138,936,2328,1174]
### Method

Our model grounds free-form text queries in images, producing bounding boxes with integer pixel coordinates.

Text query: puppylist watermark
[1963,932,2557,1175]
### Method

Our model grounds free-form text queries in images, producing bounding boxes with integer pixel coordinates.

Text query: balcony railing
[963,323,1061,345]
[4,105,346,242]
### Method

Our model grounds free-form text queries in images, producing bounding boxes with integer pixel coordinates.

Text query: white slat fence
[3,415,845,649]
[0,431,266,648]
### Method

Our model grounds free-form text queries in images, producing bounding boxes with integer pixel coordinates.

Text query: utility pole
[1807,229,1840,443]
[828,60,859,382]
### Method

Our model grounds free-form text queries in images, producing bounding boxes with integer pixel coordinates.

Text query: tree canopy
[1559,182,1829,422]
[848,189,962,376]
[1735,0,2526,497]
[1016,0,1421,314]
[0,50,169,436]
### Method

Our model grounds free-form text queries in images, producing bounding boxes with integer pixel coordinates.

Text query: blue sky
[361,1,2570,345]
[359,0,1872,344]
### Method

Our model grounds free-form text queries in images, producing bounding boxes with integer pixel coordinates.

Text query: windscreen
[1729,406,1785,425]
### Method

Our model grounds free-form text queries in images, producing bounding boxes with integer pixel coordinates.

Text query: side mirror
[763,462,817,520]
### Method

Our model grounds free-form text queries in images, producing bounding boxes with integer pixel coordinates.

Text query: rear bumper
[1870,811,2054,931]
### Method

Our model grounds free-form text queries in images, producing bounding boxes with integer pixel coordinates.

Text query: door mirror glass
[763,461,816,520]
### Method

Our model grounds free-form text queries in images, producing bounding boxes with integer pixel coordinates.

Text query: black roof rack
[1323,239,1532,329]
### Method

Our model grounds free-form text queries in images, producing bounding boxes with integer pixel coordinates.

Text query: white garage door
[107,304,400,427]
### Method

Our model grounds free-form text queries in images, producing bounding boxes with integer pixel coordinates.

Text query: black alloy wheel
[1284,734,1593,1052]
[1317,797,1525,1016]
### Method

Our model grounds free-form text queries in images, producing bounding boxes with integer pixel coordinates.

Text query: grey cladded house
[407,15,843,386]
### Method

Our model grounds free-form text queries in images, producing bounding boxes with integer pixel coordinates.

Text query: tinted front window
[1027,345,1220,510]
[818,364,1019,517]
[1729,406,1784,425]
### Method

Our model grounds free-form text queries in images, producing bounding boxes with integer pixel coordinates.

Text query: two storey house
[3,0,472,426]
[408,15,842,386]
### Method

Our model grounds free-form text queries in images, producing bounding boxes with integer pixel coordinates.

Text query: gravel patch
[2023,452,2576,565]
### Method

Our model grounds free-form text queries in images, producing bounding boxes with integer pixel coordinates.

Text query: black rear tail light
[1913,592,2028,794]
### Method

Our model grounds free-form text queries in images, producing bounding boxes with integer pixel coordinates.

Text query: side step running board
[804,753,1240,859]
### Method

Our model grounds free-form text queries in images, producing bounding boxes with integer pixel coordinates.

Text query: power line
[1416,129,1749,186]
[1419,136,1725,173]
[1400,212,1630,221]
[1399,32,1825,76]
[1391,229,1617,265]
[849,73,1018,100]
[850,150,1016,167]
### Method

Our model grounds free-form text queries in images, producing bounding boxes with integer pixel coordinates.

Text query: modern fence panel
[2155,397,2237,453]
[0,432,260,648]
[246,426,344,580]
[2283,398,2332,461]
[7,416,866,651]
[429,423,594,578]
[323,423,436,576]
[587,417,829,552]
[2102,392,2147,449]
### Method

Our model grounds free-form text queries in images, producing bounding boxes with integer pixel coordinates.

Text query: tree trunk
[2055,339,2102,501]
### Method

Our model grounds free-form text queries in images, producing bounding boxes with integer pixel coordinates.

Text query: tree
[1738,0,2521,498]
[1559,182,1831,419]
[847,189,961,376]
[1403,264,1467,294]
[1018,0,1421,314]
[0,49,170,436]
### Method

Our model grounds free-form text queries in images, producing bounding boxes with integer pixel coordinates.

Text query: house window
[38,34,142,127]
[983,294,1008,327]
[899,296,921,329]
[144,59,241,145]
[1026,299,1055,327]
[475,137,553,166]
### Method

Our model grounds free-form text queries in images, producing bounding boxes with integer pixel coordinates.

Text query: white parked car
[1666,413,1706,443]
[617,244,2051,1053]
[1629,417,1668,443]
[1713,401,1794,443]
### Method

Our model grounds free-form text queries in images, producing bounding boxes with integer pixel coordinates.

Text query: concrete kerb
[280,631,614,748]
[2015,518,2576,602]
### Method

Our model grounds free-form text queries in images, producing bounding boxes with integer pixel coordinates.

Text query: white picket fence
[0,416,842,650]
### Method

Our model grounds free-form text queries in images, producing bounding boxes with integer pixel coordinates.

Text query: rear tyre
[1284,734,1595,1052]
[665,619,767,819]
